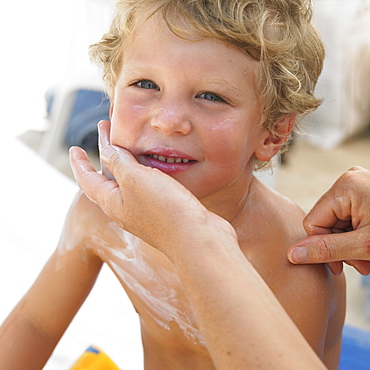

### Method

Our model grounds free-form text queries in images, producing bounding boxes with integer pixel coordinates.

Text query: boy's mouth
[148,154,191,164]
[142,149,197,174]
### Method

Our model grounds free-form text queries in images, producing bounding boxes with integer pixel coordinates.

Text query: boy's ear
[255,114,296,162]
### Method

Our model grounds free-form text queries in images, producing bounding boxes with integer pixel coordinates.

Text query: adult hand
[69,120,236,262]
[288,166,370,275]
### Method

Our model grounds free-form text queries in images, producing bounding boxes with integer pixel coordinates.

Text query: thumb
[100,145,143,185]
[288,229,368,264]
[101,145,138,168]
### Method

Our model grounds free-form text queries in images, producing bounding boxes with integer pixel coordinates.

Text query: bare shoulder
[60,191,132,262]
[244,178,346,367]
[66,190,111,225]
[57,191,118,255]
[246,177,307,248]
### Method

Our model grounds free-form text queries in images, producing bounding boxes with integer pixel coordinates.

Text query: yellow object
[70,345,121,370]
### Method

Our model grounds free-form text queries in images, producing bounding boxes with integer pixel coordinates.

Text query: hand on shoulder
[289,166,370,275]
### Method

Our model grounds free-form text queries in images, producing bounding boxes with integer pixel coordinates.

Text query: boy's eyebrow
[121,64,147,76]
[204,78,245,100]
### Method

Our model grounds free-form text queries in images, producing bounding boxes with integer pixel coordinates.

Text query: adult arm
[288,167,370,275]
[69,121,325,369]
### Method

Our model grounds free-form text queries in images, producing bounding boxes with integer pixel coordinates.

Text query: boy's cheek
[209,118,238,132]
[109,111,144,149]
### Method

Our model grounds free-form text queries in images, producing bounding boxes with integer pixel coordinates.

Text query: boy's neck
[200,173,257,227]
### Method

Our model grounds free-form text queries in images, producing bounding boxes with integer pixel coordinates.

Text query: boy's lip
[140,147,198,174]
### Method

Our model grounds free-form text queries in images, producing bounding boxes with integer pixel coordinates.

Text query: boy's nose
[150,105,192,135]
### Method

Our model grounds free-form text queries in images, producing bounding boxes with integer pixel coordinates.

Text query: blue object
[46,88,111,152]
[340,325,370,369]
[362,275,370,323]
[86,345,101,354]
[65,89,110,151]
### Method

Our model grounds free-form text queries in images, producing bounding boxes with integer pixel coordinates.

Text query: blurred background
[1,0,370,368]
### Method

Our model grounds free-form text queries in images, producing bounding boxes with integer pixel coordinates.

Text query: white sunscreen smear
[95,223,205,346]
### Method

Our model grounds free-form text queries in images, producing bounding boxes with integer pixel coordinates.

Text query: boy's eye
[136,80,159,90]
[198,92,227,103]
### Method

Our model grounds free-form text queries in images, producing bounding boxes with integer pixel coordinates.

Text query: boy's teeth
[150,154,190,163]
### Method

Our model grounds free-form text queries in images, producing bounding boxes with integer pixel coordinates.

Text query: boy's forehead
[122,22,259,72]
[128,11,202,45]
[124,12,258,64]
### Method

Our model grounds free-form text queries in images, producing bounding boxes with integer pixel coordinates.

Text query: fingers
[288,167,370,275]
[345,260,370,275]
[100,145,143,186]
[98,120,115,180]
[327,261,370,276]
[326,262,344,276]
[288,229,366,262]
[288,228,370,274]
[69,146,121,217]
[304,167,370,236]
[98,120,110,149]
[288,234,343,263]
[97,120,145,189]
[322,261,370,276]
[303,191,351,237]
[69,146,97,175]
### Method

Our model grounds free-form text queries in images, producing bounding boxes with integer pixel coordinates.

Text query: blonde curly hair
[90,0,324,168]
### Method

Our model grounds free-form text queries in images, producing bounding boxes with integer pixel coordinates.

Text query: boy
[0,1,345,369]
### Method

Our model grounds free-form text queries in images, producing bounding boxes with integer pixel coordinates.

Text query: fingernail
[69,146,81,160]
[290,247,309,263]
[101,146,117,162]
[69,146,77,159]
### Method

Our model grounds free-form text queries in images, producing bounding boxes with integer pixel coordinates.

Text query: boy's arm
[0,193,103,369]
[267,260,345,369]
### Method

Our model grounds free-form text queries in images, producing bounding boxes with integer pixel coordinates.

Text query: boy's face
[110,15,271,202]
